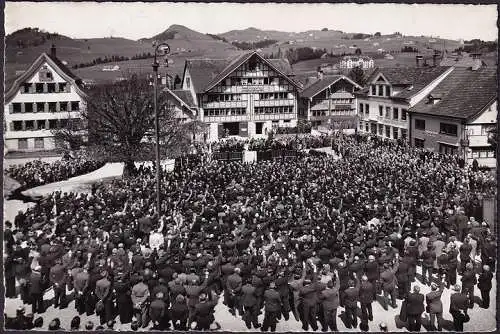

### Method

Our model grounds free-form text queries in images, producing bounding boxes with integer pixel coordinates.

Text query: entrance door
[256,122,263,135]
[370,123,377,134]
[223,122,240,136]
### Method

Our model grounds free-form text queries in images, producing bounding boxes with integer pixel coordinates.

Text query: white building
[338,56,374,69]
[4,45,87,153]
[356,65,453,141]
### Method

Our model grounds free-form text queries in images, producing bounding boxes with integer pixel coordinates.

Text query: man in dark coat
[459,237,473,274]
[170,294,189,330]
[420,243,436,285]
[364,255,379,297]
[192,293,217,330]
[114,273,133,324]
[319,272,340,331]
[359,275,374,330]
[461,263,477,308]
[380,259,398,310]
[95,270,113,325]
[406,285,424,331]
[396,258,410,299]
[426,281,444,331]
[343,275,360,329]
[28,266,44,314]
[241,277,260,329]
[50,258,67,308]
[149,292,167,330]
[449,284,469,331]
[478,265,493,308]
[262,282,281,332]
[226,267,243,316]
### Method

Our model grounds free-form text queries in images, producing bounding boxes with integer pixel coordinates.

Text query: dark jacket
[406,292,425,315]
[264,288,282,312]
[241,283,258,307]
[450,293,468,313]
[461,269,477,289]
[343,279,360,308]
[478,271,493,291]
[359,280,375,304]
[426,284,444,314]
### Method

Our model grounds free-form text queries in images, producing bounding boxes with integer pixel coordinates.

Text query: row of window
[17,137,46,150]
[358,103,408,121]
[311,110,355,117]
[254,106,294,114]
[470,149,496,158]
[313,98,354,105]
[414,119,458,137]
[360,121,407,140]
[204,108,247,117]
[12,101,80,114]
[10,119,80,131]
[21,82,69,94]
[370,84,391,97]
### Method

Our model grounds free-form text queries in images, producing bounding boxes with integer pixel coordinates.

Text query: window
[414,138,425,148]
[415,119,426,130]
[365,104,369,113]
[47,83,56,93]
[385,125,391,138]
[365,123,369,132]
[393,127,399,139]
[385,86,391,97]
[49,119,58,129]
[359,103,364,114]
[385,107,391,118]
[22,83,32,93]
[36,102,45,113]
[401,109,408,121]
[59,83,67,92]
[13,121,23,131]
[59,102,68,112]
[25,103,33,113]
[37,120,46,130]
[439,122,458,137]
[393,108,399,120]
[36,83,44,93]
[34,138,44,149]
[60,119,68,128]
[71,101,80,111]
[13,103,22,113]
[25,120,34,130]
[379,105,383,117]
[48,102,57,113]
[370,85,376,95]
[186,77,191,89]
[378,124,383,135]
[18,139,28,150]
[401,128,407,139]
[378,85,384,96]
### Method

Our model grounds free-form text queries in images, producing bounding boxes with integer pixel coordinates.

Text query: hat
[269,282,277,289]
[156,292,164,299]
[430,282,438,290]
[17,305,25,313]
[199,293,207,301]
[453,284,461,292]
[176,295,185,303]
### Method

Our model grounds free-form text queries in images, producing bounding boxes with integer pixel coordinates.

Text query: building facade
[339,56,374,69]
[356,66,453,141]
[299,75,361,130]
[409,67,497,168]
[4,46,87,153]
[176,52,302,141]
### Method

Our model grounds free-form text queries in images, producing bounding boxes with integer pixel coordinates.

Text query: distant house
[440,53,486,69]
[4,45,87,152]
[102,65,120,72]
[339,56,374,69]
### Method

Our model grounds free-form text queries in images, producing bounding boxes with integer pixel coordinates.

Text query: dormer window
[427,93,443,105]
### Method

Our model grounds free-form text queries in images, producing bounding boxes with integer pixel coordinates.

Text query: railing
[212,151,244,161]
[256,150,299,161]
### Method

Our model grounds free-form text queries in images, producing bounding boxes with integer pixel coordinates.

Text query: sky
[5,2,498,41]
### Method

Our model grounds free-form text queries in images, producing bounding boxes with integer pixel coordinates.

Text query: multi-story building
[339,56,374,69]
[298,74,361,129]
[4,45,87,152]
[174,51,302,141]
[409,66,497,168]
[356,65,453,141]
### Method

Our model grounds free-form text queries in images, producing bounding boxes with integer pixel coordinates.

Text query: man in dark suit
[380,259,399,310]
[262,282,281,332]
[192,293,217,330]
[359,274,375,330]
[95,270,113,325]
[461,262,476,308]
[319,272,340,332]
[478,265,493,308]
[343,274,360,329]
[49,258,67,308]
[426,281,444,331]
[406,285,424,331]
[450,284,469,331]
[241,277,260,329]
[420,243,436,285]
[149,292,167,330]
[28,266,44,314]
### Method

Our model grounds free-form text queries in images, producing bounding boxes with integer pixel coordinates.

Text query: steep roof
[360,66,451,100]
[163,88,196,119]
[170,89,196,107]
[440,56,487,68]
[410,67,497,120]
[300,75,361,99]
[5,52,86,104]
[184,51,301,94]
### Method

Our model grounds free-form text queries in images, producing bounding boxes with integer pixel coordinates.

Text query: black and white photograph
[2,2,498,332]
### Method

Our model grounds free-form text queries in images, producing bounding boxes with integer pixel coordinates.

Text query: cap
[156,292,164,299]
[453,284,461,292]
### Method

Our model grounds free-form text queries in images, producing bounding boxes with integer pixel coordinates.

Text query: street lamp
[152,42,170,215]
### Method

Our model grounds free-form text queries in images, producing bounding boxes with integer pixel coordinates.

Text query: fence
[256,150,299,161]
[212,151,244,162]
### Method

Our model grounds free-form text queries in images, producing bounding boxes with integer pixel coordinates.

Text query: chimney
[432,54,438,67]
[50,44,56,58]
[416,55,423,67]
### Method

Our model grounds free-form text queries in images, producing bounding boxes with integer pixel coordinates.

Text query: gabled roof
[183,58,230,94]
[410,67,497,120]
[203,51,301,93]
[440,56,487,68]
[300,75,361,99]
[5,52,86,104]
[359,66,452,100]
[163,88,196,119]
[169,89,196,108]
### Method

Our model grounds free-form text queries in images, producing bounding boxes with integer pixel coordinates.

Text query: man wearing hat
[226,267,243,316]
[319,270,340,331]
[186,272,209,324]
[426,280,445,331]
[241,277,261,329]
[449,284,469,331]
[262,281,282,332]
[380,258,399,310]
[192,292,217,330]
[149,291,167,330]
[171,294,189,330]
[28,265,44,314]
[131,275,150,328]
[437,248,450,288]
[364,255,379,298]
[478,265,493,308]
[359,274,375,331]
[420,243,436,285]
[95,270,112,325]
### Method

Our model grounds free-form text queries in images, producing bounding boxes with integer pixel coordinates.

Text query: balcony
[202,101,247,109]
[254,99,295,107]
[376,116,407,127]
[468,135,490,147]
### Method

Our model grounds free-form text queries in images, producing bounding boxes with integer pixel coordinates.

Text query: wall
[411,114,463,152]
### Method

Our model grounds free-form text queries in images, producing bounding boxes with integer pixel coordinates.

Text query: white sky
[5,2,498,41]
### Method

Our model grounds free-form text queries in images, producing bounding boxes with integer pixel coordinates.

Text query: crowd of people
[5,151,105,189]
[4,133,496,331]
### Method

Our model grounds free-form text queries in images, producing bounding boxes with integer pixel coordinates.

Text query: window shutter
[9,123,14,131]
[42,83,48,93]
[9,104,13,114]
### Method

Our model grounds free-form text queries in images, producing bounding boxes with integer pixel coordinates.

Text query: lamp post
[152,42,170,215]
